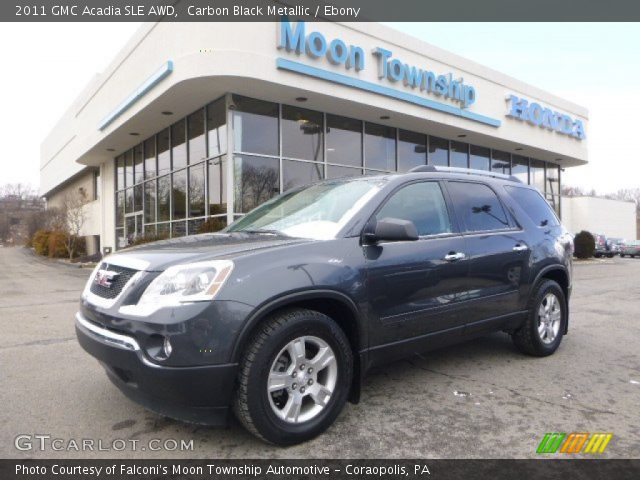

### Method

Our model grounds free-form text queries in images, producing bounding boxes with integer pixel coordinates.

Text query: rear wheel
[233,308,353,445]
[512,279,567,356]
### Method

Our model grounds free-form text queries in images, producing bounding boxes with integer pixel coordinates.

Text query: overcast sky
[1,22,638,194]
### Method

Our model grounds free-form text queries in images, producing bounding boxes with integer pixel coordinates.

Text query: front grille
[89,262,139,300]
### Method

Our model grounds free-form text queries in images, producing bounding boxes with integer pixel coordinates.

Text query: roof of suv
[406,165,524,184]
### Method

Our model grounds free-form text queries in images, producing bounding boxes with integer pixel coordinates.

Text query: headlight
[119,260,233,316]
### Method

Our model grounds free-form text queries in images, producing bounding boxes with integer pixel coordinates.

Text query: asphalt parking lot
[1,246,639,459]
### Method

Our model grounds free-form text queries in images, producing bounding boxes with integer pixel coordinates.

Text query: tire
[233,308,353,445]
[512,279,567,357]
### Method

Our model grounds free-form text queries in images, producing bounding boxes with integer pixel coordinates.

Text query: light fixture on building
[129,132,140,136]
[106,148,115,152]
[161,111,173,116]
[379,115,390,120]
[295,96,308,102]
[515,147,523,151]
[457,134,467,138]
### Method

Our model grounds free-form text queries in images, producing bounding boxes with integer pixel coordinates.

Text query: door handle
[513,243,529,252]
[444,252,466,262]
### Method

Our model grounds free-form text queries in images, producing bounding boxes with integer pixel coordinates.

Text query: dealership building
[41,20,597,254]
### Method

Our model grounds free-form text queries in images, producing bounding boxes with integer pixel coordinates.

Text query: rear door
[445,181,529,330]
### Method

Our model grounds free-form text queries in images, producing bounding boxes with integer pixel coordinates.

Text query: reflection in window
[470,145,490,170]
[157,128,170,175]
[172,121,187,170]
[511,155,529,184]
[448,182,509,232]
[506,186,559,227]
[116,191,124,228]
[144,137,156,179]
[156,223,170,239]
[327,165,362,179]
[133,184,143,212]
[207,97,227,157]
[282,105,323,161]
[172,169,187,219]
[428,136,449,166]
[546,163,560,197]
[124,151,134,188]
[491,150,511,174]
[376,182,452,236]
[326,114,362,167]
[157,175,171,221]
[208,156,227,215]
[144,180,156,224]
[232,95,278,156]
[116,156,125,190]
[234,155,280,213]
[188,109,206,164]
[365,123,396,171]
[172,221,187,238]
[125,187,133,213]
[398,130,426,172]
[189,163,206,217]
[450,141,469,168]
[133,144,143,184]
[283,160,323,191]
[530,159,545,192]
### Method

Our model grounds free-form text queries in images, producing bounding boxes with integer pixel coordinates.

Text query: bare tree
[59,190,88,260]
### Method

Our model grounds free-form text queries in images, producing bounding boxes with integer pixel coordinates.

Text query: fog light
[163,336,173,358]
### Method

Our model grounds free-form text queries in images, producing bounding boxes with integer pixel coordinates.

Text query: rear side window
[447,181,510,232]
[376,182,452,236]
[505,186,560,227]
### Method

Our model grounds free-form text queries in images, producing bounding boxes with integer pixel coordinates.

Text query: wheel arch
[533,265,570,334]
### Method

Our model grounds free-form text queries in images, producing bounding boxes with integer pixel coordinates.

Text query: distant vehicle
[608,238,625,255]
[620,240,640,258]
[593,234,614,258]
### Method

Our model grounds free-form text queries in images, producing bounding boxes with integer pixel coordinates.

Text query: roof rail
[408,165,523,183]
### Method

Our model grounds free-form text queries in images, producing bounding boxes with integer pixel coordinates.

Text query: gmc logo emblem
[94,269,119,288]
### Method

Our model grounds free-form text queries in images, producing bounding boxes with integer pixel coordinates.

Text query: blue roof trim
[98,60,174,131]
[276,58,501,128]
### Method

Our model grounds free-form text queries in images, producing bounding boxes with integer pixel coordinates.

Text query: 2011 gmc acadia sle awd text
[75,166,573,445]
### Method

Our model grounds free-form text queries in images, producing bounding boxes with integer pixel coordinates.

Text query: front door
[364,181,469,350]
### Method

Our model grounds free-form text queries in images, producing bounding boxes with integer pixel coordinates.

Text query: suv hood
[103,233,312,272]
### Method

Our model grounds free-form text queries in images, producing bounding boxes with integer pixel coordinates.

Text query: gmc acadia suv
[76,166,573,445]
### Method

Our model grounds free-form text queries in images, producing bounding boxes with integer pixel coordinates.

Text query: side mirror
[365,218,419,244]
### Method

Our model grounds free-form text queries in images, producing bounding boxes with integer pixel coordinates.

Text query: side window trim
[443,180,519,234]
[365,179,461,238]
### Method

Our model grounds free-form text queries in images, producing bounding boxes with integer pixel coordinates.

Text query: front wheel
[512,279,567,356]
[233,308,353,445]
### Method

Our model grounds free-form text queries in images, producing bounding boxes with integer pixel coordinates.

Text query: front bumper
[75,312,238,426]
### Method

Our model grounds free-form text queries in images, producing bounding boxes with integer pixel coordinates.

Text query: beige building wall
[561,196,637,241]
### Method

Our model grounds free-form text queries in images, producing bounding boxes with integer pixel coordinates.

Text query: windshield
[227,178,385,240]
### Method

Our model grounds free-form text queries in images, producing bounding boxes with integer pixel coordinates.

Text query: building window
[450,141,469,168]
[144,180,156,224]
[116,155,125,190]
[93,170,101,200]
[188,162,206,217]
[326,114,362,167]
[327,165,362,179]
[282,105,323,161]
[172,169,187,220]
[470,145,490,171]
[207,97,227,157]
[208,156,227,215]
[491,150,511,174]
[124,150,134,188]
[133,144,143,184]
[171,120,187,170]
[234,154,280,213]
[428,136,449,166]
[397,130,426,172]
[144,136,156,179]
[157,128,171,176]
[530,159,545,192]
[365,122,396,171]
[157,174,171,222]
[283,159,323,191]
[188,109,206,165]
[232,95,278,156]
[512,155,529,184]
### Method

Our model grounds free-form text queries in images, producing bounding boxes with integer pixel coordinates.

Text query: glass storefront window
[188,109,206,164]
[172,221,187,238]
[327,165,362,179]
[133,184,143,212]
[115,191,124,228]
[470,145,490,171]
[282,105,323,161]
[450,141,469,168]
[116,155,125,190]
[125,187,133,213]
[124,151,134,188]
[491,150,511,174]
[208,156,227,215]
[365,123,395,171]
[144,180,156,224]
[326,114,362,167]
[428,136,449,166]
[546,163,560,196]
[157,128,171,176]
[172,169,187,219]
[207,97,227,157]
[232,95,278,156]
[234,155,280,213]
[397,130,426,172]
[156,223,170,239]
[144,137,156,179]
[172,121,187,170]
[512,155,529,184]
[189,162,206,217]
[133,144,143,184]
[157,175,171,222]
[530,159,545,192]
[283,160,323,191]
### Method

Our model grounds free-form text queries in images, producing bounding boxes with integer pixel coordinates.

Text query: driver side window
[376,182,452,236]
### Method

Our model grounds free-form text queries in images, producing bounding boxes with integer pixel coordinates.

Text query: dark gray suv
[76,166,573,445]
